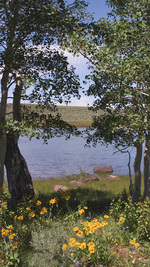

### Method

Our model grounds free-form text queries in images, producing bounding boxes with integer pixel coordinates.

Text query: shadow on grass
[38,187,116,217]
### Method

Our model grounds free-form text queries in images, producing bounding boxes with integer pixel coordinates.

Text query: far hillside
[6,104,103,127]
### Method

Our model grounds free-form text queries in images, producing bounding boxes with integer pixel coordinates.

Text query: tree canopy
[69,0,150,200]
[0,0,91,202]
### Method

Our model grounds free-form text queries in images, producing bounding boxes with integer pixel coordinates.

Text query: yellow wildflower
[100,222,106,227]
[79,209,84,215]
[40,211,45,215]
[135,243,140,248]
[88,242,95,247]
[6,225,14,230]
[62,243,67,250]
[69,241,76,247]
[76,230,83,237]
[29,212,36,218]
[65,195,70,200]
[85,231,89,236]
[1,228,7,237]
[11,241,18,250]
[104,215,109,218]
[79,242,86,249]
[119,217,125,222]
[18,216,23,220]
[26,207,31,211]
[89,228,95,234]
[49,198,56,205]
[70,238,76,242]
[14,215,17,220]
[40,207,47,214]
[36,200,42,206]
[9,233,16,240]
[92,219,98,223]
[84,206,88,209]
[82,221,89,226]
[88,246,95,253]
[73,227,79,232]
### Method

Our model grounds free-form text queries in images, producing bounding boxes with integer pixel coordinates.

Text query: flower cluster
[78,206,88,216]
[129,239,140,248]
[81,218,108,235]
[62,216,109,263]
[1,225,18,250]
[40,207,47,215]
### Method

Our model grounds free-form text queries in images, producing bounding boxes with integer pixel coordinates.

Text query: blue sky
[65,0,111,106]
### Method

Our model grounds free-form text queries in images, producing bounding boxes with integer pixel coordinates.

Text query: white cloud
[52,44,89,77]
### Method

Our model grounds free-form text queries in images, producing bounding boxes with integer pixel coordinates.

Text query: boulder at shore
[54,185,68,192]
[93,165,113,173]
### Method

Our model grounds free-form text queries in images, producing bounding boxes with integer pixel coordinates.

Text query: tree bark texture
[143,125,150,199]
[0,69,9,191]
[132,142,143,202]
[5,134,34,207]
[4,72,34,207]
[0,134,6,191]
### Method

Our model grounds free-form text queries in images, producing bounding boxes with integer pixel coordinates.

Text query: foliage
[0,178,150,266]
[0,0,90,129]
[110,192,150,241]
[83,0,150,147]
[67,0,150,200]
[0,0,92,194]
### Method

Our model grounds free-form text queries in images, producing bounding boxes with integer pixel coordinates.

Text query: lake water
[16,133,144,179]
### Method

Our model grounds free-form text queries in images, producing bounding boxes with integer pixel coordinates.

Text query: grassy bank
[6,104,103,127]
[1,174,150,266]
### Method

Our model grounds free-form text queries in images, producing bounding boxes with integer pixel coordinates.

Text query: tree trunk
[4,72,34,207]
[143,122,150,199]
[5,134,34,208]
[0,69,9,191]
[0,134,6,191]
[132,141,142,202]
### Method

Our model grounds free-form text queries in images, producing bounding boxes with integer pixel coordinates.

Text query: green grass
[6,103,103,127]
[0,174,149,267]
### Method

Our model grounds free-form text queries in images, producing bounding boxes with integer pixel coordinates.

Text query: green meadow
[1,173,150,266]
[6,104,103,127]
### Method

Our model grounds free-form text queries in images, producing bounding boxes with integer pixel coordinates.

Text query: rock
[106,175,120,180]
[83,174,101,183]
[69,180,83,187]
[93,165,113,173]
[54,185,68,192]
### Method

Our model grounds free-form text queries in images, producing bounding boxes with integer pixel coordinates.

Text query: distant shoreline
[6,103,103,127]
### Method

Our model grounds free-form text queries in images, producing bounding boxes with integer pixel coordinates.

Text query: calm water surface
[17,134,144,179]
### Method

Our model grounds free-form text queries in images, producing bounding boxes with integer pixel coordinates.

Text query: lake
[16,133,144,179]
